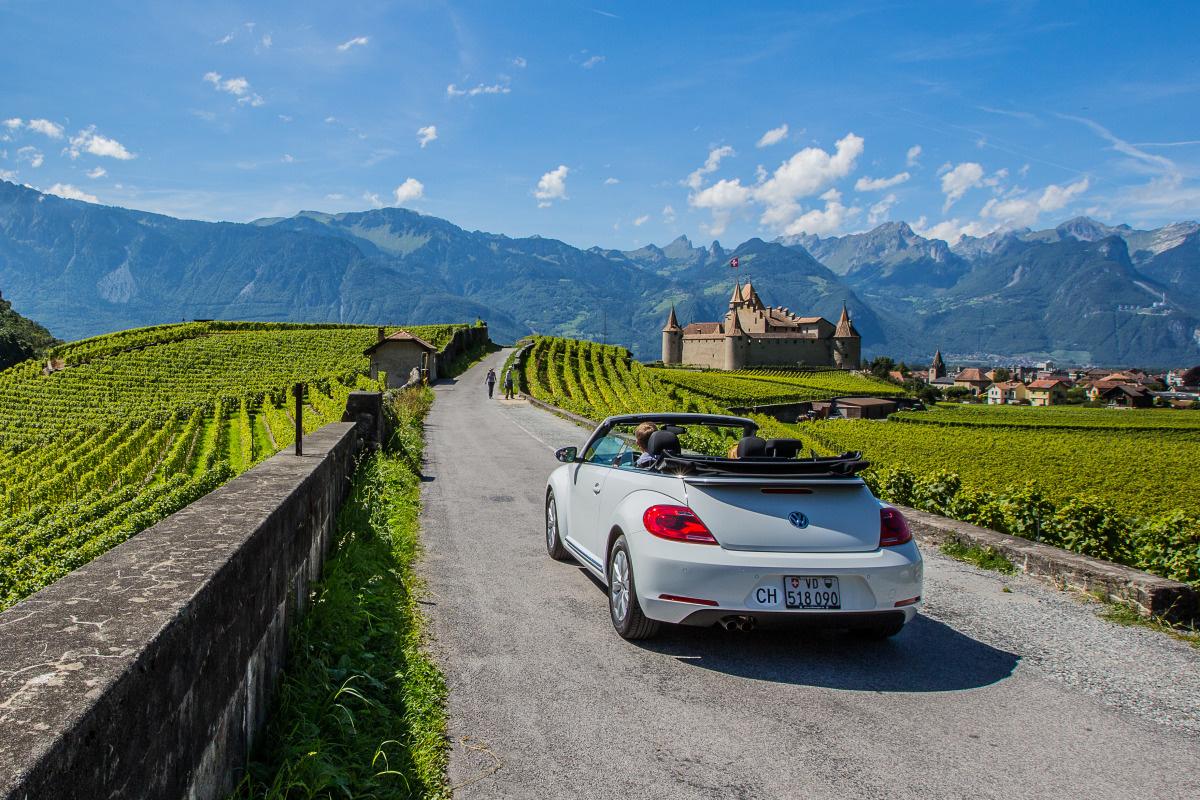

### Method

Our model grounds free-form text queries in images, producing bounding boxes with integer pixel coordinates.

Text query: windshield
[583,421,751,468]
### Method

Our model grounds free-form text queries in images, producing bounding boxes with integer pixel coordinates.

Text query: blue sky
[2,0,1198,249]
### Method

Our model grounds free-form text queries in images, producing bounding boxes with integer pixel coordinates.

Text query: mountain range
[1,179,1197,367]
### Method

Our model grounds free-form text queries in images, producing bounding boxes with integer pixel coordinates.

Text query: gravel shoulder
[418,349,1200,800]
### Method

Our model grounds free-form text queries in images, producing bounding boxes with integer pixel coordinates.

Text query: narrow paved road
[419,350,1200,800]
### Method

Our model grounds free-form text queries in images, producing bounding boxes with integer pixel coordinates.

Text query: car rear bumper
[631,535,923,625]
[675,608,910,629]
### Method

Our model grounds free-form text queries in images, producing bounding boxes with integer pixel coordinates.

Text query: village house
[953,367,991,396]
[1027,378,1069,406]
[662,281,861,370]
[986,381,1030,405]
[364,328,439,388]
[1097,383,1153,408]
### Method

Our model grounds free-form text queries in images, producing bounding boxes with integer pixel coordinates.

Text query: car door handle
[592,482,602,494]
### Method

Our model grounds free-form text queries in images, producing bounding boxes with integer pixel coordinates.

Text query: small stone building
[364,328,438,388]
[811,396,898,419]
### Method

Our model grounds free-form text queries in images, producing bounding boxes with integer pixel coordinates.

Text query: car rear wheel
[545,490,570,561]
[607,535,660,640]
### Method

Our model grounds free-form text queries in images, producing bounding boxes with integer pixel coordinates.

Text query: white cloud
[940,162,984,211]
[3,118,22,130]
[688,178,753,235]
[781,188,857,237]
[338,36,369,51]
[906,145,922,167]
[603,177,619,185]
[511,56,527,68]
[27,119,64,139]
[325,193,346,201]
[686,133,865,236]
[912,216,994,244]
[754,132,864,228]
[662,204,676,224]
[581,55,605,68]
[86,166,106,178]
[685,145,734,190]
[363,191,384,208]
[980,177,1090,228]
[855,171,910,192]
[0,169,17,181]
[633,214,649,226]
[756,124,788,148]
[47,183,98,203]
[281,154,294,163]
[324,116,337,123]
[204,71,264,106]
[392,178,425,204]
[67,126,136,160]
[17,146,43,168]
[867,193,898,226]
[417,125,438,148]
[261,34,272,48]
[215,31,234,45]
[446,82,511,97]
[534,165,569,206]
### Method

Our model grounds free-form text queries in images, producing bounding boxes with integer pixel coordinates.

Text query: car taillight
[879,507,912,547]
[643,505,719,545]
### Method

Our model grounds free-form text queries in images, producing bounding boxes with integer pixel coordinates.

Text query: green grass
[231,387,447,799]
[940,539,1017,574]
[1098,600,1200,649]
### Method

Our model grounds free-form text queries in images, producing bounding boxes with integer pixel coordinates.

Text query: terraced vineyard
[519,336,1200,584]
[0,321,466,610]
[648,366,903,406]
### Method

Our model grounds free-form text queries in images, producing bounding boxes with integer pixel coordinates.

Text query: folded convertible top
[653,451,870,479]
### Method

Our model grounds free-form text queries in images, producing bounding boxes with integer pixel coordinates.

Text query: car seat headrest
[646,429,681,457]
[735,435,767,459]
[764,438,804,459]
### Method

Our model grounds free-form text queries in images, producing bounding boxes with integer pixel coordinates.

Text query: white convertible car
[545,413,923,640]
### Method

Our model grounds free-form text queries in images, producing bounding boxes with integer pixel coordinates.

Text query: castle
[661,281,861,370]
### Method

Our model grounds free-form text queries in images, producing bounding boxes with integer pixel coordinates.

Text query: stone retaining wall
[0,412,376,800]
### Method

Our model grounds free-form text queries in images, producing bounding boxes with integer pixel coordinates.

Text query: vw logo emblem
[788,511,809,529]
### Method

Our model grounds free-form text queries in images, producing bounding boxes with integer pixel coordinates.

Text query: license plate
[784,576,840,609]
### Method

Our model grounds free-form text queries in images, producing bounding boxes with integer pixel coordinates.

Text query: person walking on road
[485,368,497,399]
[503,367,515,400]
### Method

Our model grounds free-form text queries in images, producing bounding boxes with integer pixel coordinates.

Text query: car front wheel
[607,535,660,640]
[545,490,570,561]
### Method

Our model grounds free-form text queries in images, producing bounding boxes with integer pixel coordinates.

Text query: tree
[1065,387,1088,405]
[868,356,896,381]
[992,367,1012,382]
[944,385,972,401]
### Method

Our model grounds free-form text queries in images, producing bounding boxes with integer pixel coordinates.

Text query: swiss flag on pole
[729,256,739,269]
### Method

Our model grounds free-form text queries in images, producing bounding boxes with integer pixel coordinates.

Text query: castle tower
[661,305,683,365]
[723,307,749,371]
[832,303,861,369]
[929,349,946,382]
[728,279,744,311]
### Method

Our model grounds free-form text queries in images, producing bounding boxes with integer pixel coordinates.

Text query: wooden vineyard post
[293,383,304,456]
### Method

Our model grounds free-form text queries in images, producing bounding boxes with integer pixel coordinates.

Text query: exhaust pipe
[719,615,757,632]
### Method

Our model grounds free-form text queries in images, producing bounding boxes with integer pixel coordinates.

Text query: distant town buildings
[911,351,1200,409]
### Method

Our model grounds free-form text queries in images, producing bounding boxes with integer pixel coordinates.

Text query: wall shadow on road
[638,615,1019,692]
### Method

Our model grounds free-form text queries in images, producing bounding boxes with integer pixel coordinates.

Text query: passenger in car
[634,422,658,468]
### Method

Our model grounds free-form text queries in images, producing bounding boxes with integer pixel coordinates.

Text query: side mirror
[555,446,578,463]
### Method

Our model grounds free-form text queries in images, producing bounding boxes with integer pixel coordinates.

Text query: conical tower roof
[662,305,681,332]
[932,349,945,368]
[728,279,743,308]
[834,303,857,338]
[726,307,745,337]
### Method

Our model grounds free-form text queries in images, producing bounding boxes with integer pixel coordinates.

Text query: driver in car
[634,422,658,468]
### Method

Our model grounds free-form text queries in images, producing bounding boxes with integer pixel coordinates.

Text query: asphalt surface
[418,350,1200,800]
